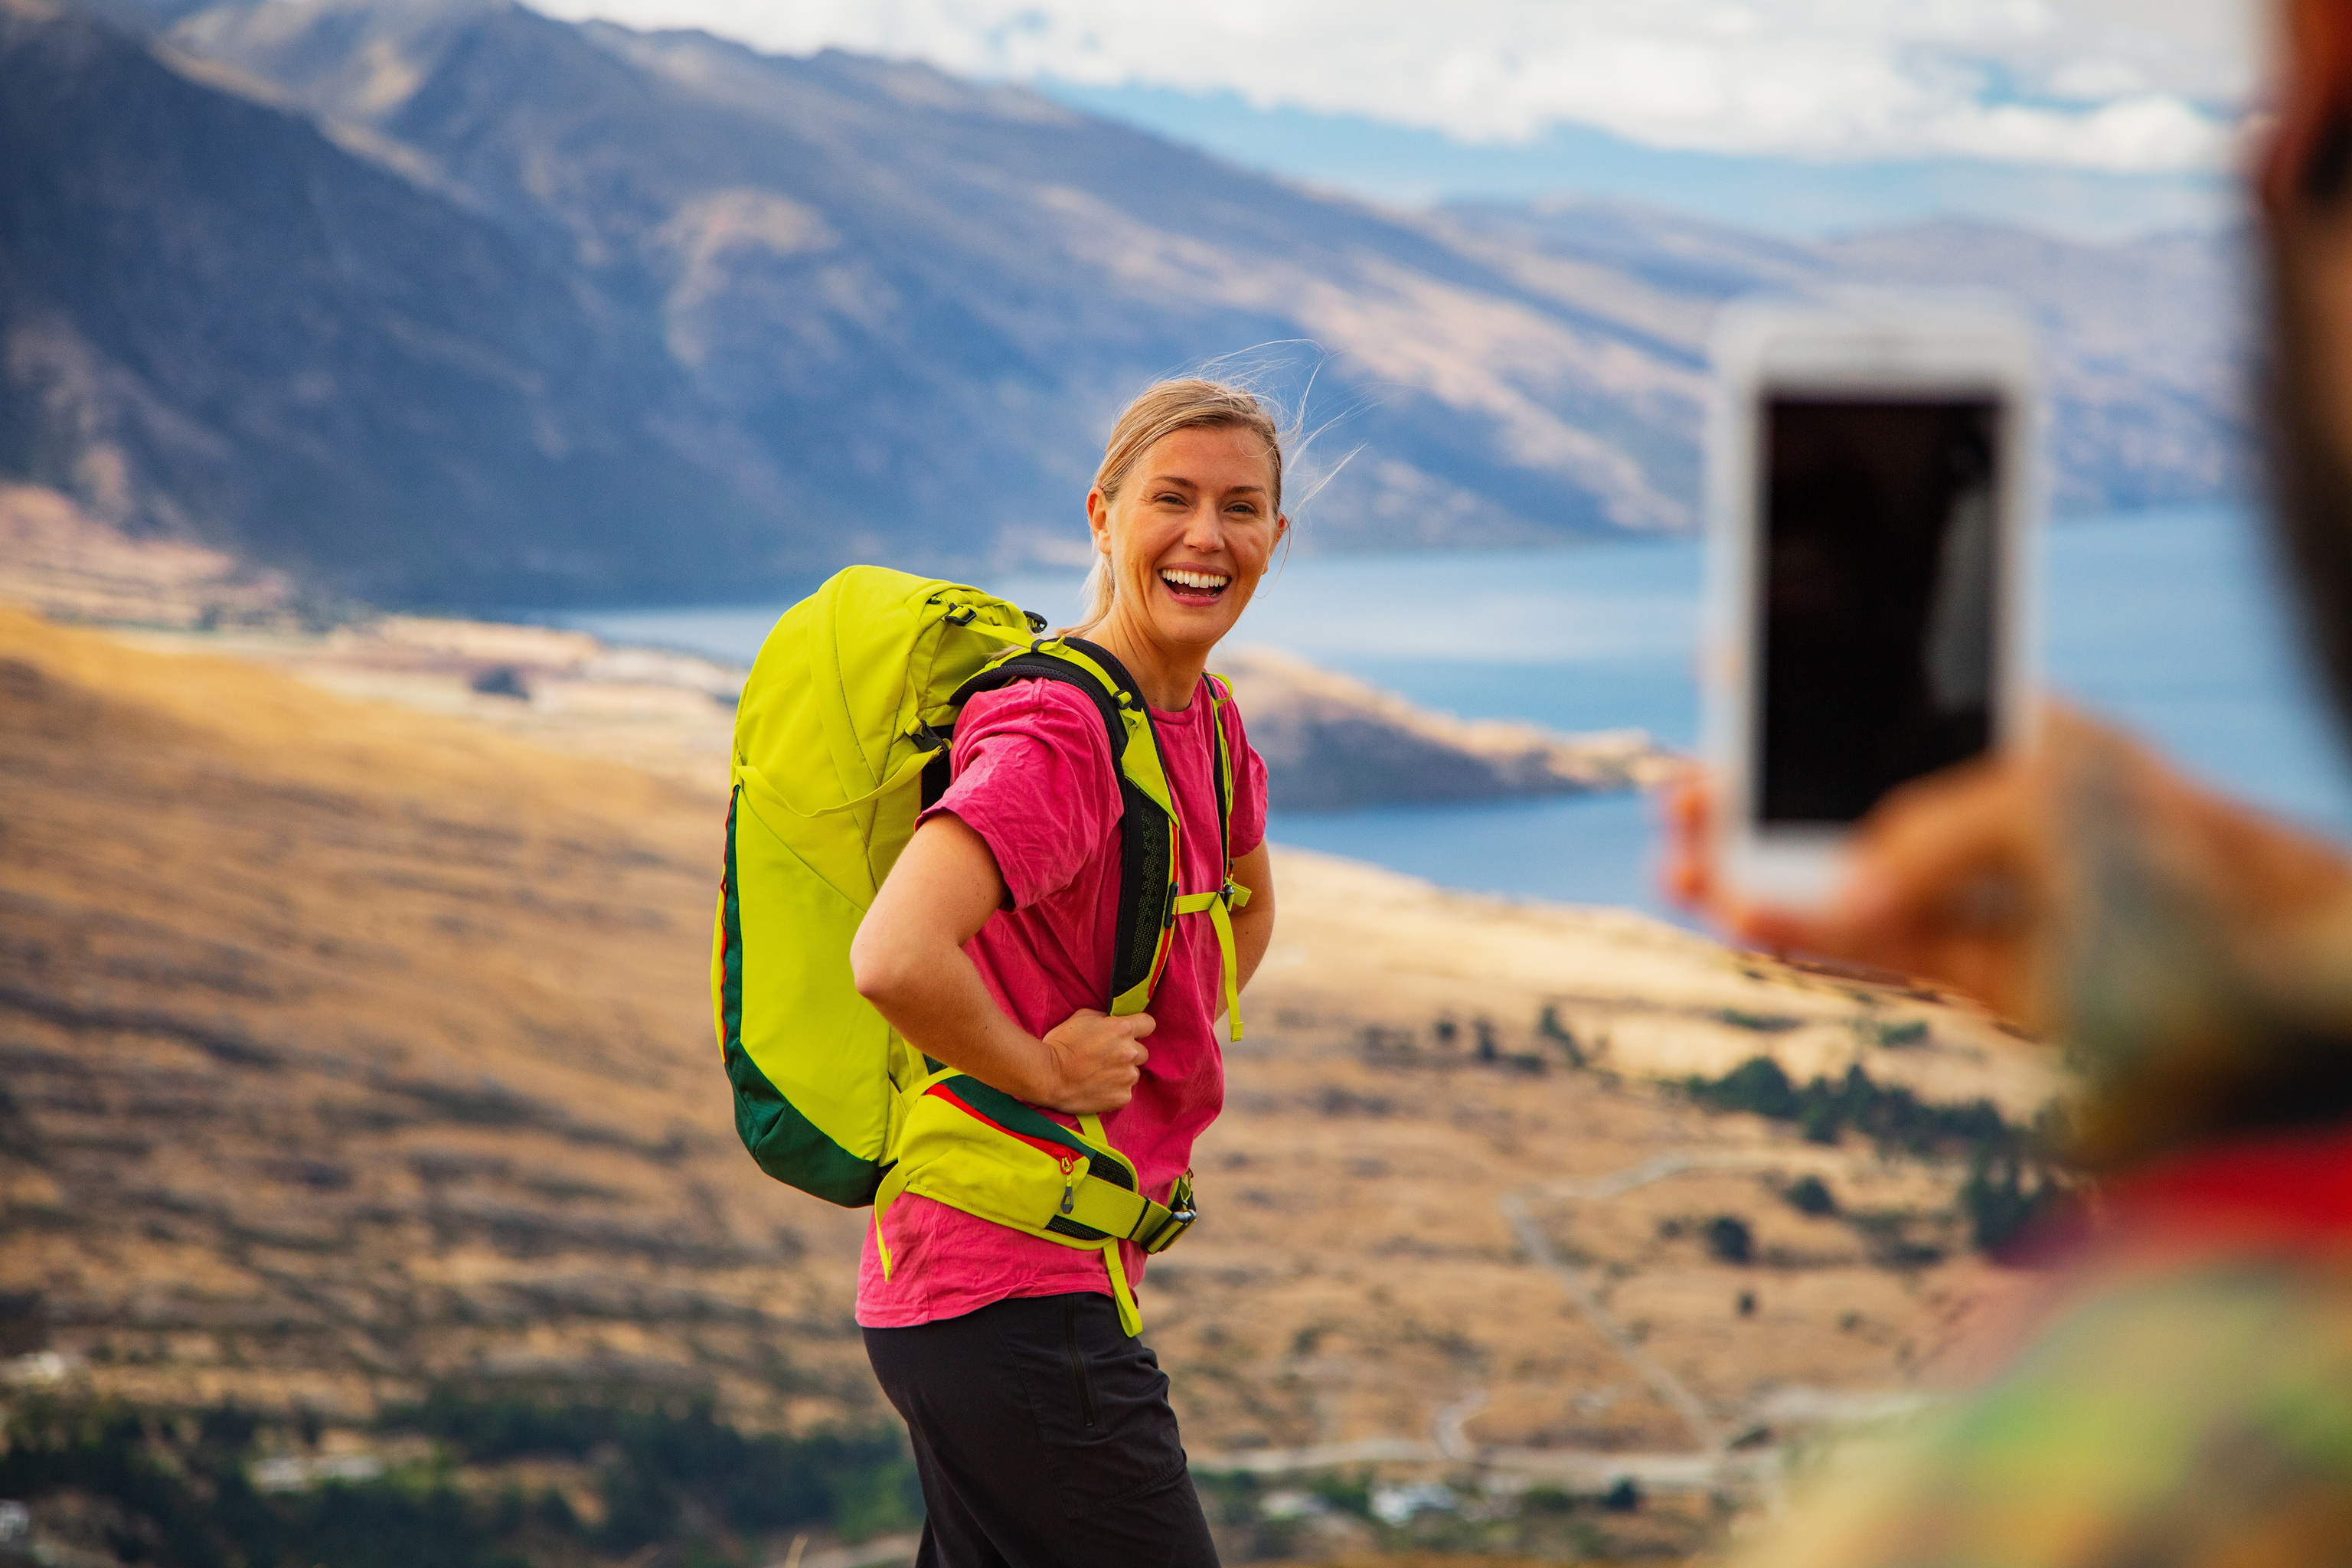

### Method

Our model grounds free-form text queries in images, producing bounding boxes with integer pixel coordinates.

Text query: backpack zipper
[1057,1152,1078,1216]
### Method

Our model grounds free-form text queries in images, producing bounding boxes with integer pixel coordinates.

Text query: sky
[528,0,2269,238]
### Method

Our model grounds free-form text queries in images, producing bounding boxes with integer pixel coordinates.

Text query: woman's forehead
[1137,424,1276,483]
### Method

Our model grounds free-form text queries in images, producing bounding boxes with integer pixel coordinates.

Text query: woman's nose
[1183,503,1222,549]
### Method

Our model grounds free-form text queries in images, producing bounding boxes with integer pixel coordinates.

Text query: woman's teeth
[1160,569,1230,596]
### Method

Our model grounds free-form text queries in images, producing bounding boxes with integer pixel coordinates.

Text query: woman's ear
[1086,487,1114,555]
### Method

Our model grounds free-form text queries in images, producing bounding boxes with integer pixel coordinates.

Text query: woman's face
[1086,423,1287,656]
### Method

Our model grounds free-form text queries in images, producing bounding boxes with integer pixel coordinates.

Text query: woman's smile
[1158,566,1232,606]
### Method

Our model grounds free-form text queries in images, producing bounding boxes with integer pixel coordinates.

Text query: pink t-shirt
[854,672,1268,1328]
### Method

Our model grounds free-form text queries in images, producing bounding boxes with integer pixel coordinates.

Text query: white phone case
[1704,296,2041,908]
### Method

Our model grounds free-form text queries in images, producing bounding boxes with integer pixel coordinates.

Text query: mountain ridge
[2,0,2252,607]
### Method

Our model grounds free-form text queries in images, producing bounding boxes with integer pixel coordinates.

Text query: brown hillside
[0,606,874,1426]
[0,607,2056,1537]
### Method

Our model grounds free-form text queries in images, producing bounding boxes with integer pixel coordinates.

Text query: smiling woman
[847,378,1285,1567]
[1071,377,1289,670]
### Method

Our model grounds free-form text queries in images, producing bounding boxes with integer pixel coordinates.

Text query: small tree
[1782,1174,1835,1216]
[1537,1005,1584,1066]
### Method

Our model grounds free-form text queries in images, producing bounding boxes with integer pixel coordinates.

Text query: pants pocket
[1063,1297,1100,1429]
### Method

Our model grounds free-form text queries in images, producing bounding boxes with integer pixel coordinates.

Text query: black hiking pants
[863,1292,1220,1568]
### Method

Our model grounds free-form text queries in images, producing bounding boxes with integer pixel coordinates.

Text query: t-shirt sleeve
[920,681,1122,909]
[1226,700,1269,858]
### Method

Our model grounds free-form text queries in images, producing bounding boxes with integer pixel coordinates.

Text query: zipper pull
[1058,1153,1079,1215]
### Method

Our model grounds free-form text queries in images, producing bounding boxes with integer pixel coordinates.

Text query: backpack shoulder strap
[946,642,1127,760]
[946,638,1181,1018]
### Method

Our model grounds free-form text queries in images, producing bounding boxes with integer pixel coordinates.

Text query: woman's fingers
[1039,1008,1159,1112]
[1659,772,1795,946]
[1832,763,2039,934]
[1660,773,1713,907]
[1662,707,2112,1030]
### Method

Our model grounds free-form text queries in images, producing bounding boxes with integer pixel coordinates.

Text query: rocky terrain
[2,0,2247,608]
[0,605,2065,1563]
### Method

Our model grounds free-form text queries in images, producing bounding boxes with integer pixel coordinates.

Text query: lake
[565,506,2352,923]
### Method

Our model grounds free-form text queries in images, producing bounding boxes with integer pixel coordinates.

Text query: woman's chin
[1145,599,1240,650]
[1139,581,1236,633]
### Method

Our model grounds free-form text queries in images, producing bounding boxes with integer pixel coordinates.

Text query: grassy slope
[0,607,2054,1544]
[0,606,874,1426]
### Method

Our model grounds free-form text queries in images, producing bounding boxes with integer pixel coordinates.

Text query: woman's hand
[1668,702,2352,1046]
[854,815,1166,1115]
[1663,707,2128,1032]
[1037,1008,1156,1114]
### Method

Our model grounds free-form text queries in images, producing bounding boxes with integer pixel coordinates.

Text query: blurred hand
[1036,1008,1155,1114]
[1663,707,2129,1032]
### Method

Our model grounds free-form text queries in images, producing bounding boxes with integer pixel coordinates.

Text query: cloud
[527,0,2257,172]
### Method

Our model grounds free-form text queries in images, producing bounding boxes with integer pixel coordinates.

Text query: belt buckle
[1143,1173,1197,1254]
[1143,1202,1196,1254]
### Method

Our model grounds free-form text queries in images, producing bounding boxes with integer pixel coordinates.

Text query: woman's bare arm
[851,813,1153,1115]
[1225,840,1276,1009]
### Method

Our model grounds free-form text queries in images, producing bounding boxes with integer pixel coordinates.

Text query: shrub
[392,1387,919,1544]
[1689,1057,2020,1161]
[1685,1057,1798,1120]
[1716,1009,1804,1033]
[1306,1469,1374,1520]
[1688,1057,2073,1256]
[1537,1005,1585,1066]
[0,1398,528,1568]
[0,1390,918,1566]
[1782,1174,1836,1216]
[1705,1216,1754,1265]
[1520,1483,1577,1516]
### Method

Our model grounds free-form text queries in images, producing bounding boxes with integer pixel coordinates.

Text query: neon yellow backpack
[714,565,1249,1332]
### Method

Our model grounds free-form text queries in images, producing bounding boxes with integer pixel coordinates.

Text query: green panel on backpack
[724,1043,881,1205]
[730,778,897,1191]
[719,787,884,1205]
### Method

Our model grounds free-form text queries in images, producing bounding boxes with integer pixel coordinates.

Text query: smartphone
[1704,299,2039,906]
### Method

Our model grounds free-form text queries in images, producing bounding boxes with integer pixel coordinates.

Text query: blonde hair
[1075,378,1284,630]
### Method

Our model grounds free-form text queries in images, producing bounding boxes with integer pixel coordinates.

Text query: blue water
[566,507,2352,921]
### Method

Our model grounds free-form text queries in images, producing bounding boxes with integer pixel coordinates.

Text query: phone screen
[1758,395,2001,825]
